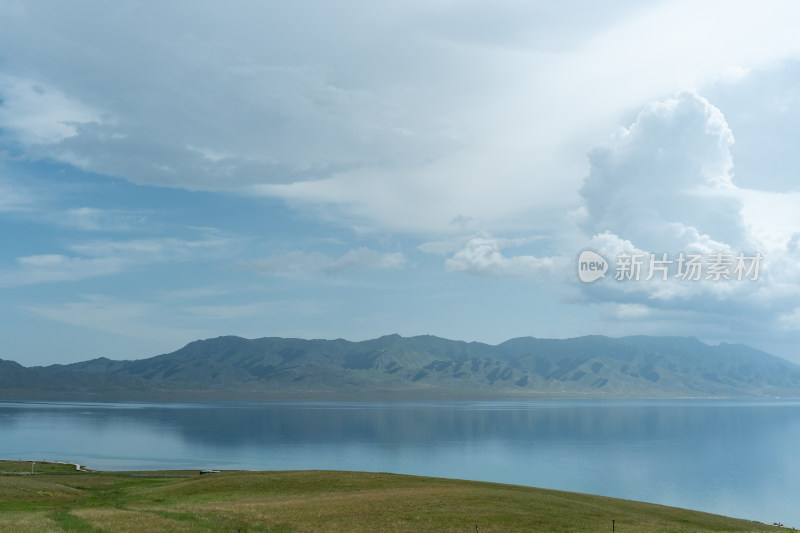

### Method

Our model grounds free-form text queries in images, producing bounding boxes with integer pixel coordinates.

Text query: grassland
[0,461,788,532]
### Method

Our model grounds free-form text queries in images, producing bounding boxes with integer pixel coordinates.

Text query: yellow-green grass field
[0,460,789,532]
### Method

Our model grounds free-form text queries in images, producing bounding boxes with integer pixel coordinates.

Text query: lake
[1,399,799,527]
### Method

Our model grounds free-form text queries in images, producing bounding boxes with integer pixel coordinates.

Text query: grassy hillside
[0,461,787,532]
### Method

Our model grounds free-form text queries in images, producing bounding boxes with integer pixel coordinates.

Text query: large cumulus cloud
[579,92,746,253]
[575,91,800,343]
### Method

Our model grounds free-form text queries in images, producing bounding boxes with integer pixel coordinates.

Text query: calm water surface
[1,399,799,526]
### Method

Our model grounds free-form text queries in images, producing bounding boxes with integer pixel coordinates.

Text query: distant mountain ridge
[2,334,800,400]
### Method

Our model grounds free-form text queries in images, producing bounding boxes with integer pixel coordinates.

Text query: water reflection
[1,400,799,526]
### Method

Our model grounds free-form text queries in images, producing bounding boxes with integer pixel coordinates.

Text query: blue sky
[3,1,800,365]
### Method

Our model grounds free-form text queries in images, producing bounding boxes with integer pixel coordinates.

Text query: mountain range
[2,334,800,400]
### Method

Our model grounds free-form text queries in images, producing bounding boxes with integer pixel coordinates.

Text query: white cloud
[25,294,205,344]
[739,189,800,249]
[8,254,124,285]
[182,300,327,320]
[418,239,465,256]
[778,306,800,331]
[445,233,563,278]
[249,2,800,234]
[0,177,34,212]
[0,232,236,287]
[420,234,544,256]
[573,90,800,340]
[576,92,757,303]
[614,303,652,319]
[0,5,453,192]
[239,247,406,278]
[0,75,102,146]
[2,2,799,235]
[182,302,274,321]
[157,286,236,300]
[57,207,146,232]
[0,170,146,230]
[327,247,406,273]
[579,92,745,253]
[717,65,751,84]
[238,251,329,278]
[67,234,233,260]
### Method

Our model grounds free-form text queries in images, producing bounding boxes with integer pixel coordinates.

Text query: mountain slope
[2,334,799,400]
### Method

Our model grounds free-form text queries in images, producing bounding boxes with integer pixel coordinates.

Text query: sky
[2,0,800,366]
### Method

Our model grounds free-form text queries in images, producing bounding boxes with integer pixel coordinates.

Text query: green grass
[0,460,790,532]
[0,461,81,475]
